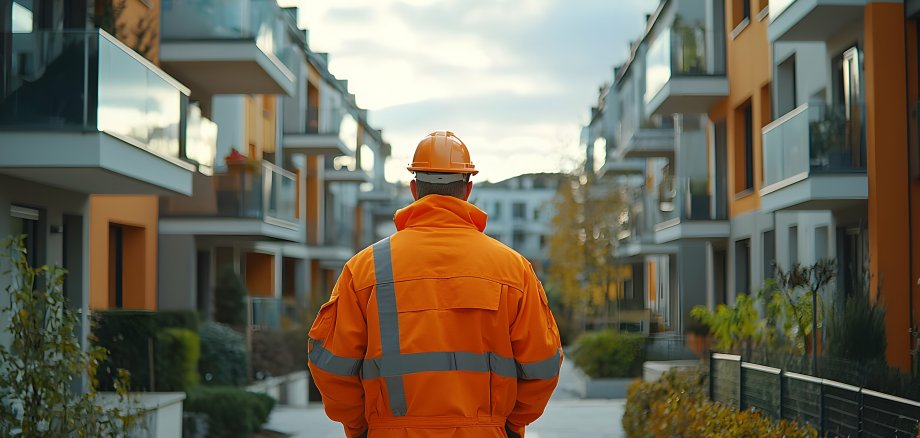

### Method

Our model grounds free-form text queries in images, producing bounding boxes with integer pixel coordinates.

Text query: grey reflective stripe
[362,351,517,379]
[517,349,563,380]
[307,338,363,376]
[372,238,407,416]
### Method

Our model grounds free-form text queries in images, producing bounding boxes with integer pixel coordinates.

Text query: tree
[547,170,628,334]
[214,266,248,327]
[0,236,138,437]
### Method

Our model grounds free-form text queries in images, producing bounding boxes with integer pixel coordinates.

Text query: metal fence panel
[741,363,781,419]
[711,355,741,409]
[861,390,920,438]
[821,382,860,437]
[782,373,822,431]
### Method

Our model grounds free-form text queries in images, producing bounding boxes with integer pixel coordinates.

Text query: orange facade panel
[89,195,159,311]
[245,252,275,297]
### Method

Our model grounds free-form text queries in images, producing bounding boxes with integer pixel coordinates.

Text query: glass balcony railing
[161,0,294,71]
[249,297,281,330]
[185,103,217,171]
[161,160,297,224]
[645,6,726,104]
[770,0,796,21]
[1,30,185,159]
[762,103,866,188]
[656,175,723,223]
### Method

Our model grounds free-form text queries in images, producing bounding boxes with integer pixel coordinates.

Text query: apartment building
[470,173,561,279]
[154,0,392,326]
[589,0,920,369]
[0,0,391,348]
[0,0,209,349]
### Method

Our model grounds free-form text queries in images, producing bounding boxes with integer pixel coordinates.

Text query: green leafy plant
[199,321,248,386]
[214,266,248,327]
[154,328,201,392]
[623,369,817,438]
[184,386,276,438]
[0,236,139,437]
[691,292,764,356]
[571,330,646,378]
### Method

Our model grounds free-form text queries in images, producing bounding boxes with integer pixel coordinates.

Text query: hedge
[155,328,201,392]
[622,369,816,438]
[93,310,201,391]
[571,330,646,378]
[199,321,248,386]
[184,386,276,438]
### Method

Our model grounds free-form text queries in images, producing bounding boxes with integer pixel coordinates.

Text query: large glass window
[12,0,34,33]
[512,202,526,220]
[10,205,40,267]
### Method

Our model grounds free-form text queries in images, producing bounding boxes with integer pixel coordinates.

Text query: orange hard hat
[407,131,478,176]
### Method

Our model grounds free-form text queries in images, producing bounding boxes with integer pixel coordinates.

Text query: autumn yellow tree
[547,171,628,337]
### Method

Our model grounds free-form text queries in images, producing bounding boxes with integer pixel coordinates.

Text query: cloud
[283,0,660,182]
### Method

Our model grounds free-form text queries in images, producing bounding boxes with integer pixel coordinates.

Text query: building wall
[0,175,90,348]
[89,195,158,311]
[157,234,197,311]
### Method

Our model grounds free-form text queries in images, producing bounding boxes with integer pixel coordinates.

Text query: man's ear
[410,179,419,200]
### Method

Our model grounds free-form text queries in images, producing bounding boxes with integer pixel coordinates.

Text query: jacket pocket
[395,277,502,312]
[309,294,340,341]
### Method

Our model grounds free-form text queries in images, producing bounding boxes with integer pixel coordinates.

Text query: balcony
[769,0,867,42]
[617,128,675,160]
[653,176,730,244]
[760,103,867,212]
[282,107,351,156]
[616,187,678,261]
[160,160,300,241]
[248,297,281,330]
[160,0,296,96]
[599,160,646,179]
[0,30,194,195]
[644,2,728,116]
[184,102,218,174]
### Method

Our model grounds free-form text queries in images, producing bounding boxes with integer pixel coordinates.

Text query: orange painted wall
[89,195,159,311]
[245,252,275,297]
[864,2,912,369]
[718,1,772,218]
[99,0,160,64]
[244,95,277,159]
[907,19,920,365]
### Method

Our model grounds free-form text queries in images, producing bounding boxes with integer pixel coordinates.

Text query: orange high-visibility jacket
[308,194,563,438]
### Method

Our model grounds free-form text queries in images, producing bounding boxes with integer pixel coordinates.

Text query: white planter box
[246,376,285,401]
[98,392,185,438]
[281,371,309,406]
[571,366,635,399]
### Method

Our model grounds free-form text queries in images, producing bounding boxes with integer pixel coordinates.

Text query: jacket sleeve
[308,265,368,438]
[506,263,563,436]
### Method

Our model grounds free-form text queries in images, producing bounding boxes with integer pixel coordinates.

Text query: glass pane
[645,28,671,104]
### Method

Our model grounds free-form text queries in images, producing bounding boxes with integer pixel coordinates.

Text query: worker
[308,131,562,438]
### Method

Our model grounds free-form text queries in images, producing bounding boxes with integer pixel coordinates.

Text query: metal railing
[710,352,920,437]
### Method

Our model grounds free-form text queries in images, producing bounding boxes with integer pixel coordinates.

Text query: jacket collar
[394,195,488,232]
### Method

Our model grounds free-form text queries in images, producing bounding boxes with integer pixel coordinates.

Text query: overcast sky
[282,0,660,182]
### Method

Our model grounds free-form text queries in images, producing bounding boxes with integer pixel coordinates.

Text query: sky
[281,0,660,183]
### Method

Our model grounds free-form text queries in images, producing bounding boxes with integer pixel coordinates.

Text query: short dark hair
[416,178,469,199]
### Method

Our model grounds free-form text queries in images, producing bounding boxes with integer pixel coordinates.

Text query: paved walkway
[266,360,625,437]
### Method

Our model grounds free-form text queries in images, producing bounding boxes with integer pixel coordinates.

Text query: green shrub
[826,292,886,365]
[215,267,247,326]
[184,386,276,438]
[93,310,159,391]
[571,330,645,378]
[154,328,201,391]
[154,310,200,331]
[199,321,248,386]
[623,370,816,438]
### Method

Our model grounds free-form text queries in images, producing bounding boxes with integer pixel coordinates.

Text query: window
[512,231,526,249]
[493,202,502,219]
[713,120,728,218]
[735,239,751,296]
[763,230,776,280]
[533,206,541,221]
[109,225,125,308]
[776,55,797,116]
[10,205,40,267]
[733,0,751,28]
[735,102,755,193]
[512,202,526,220]
[539,235,547,249]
